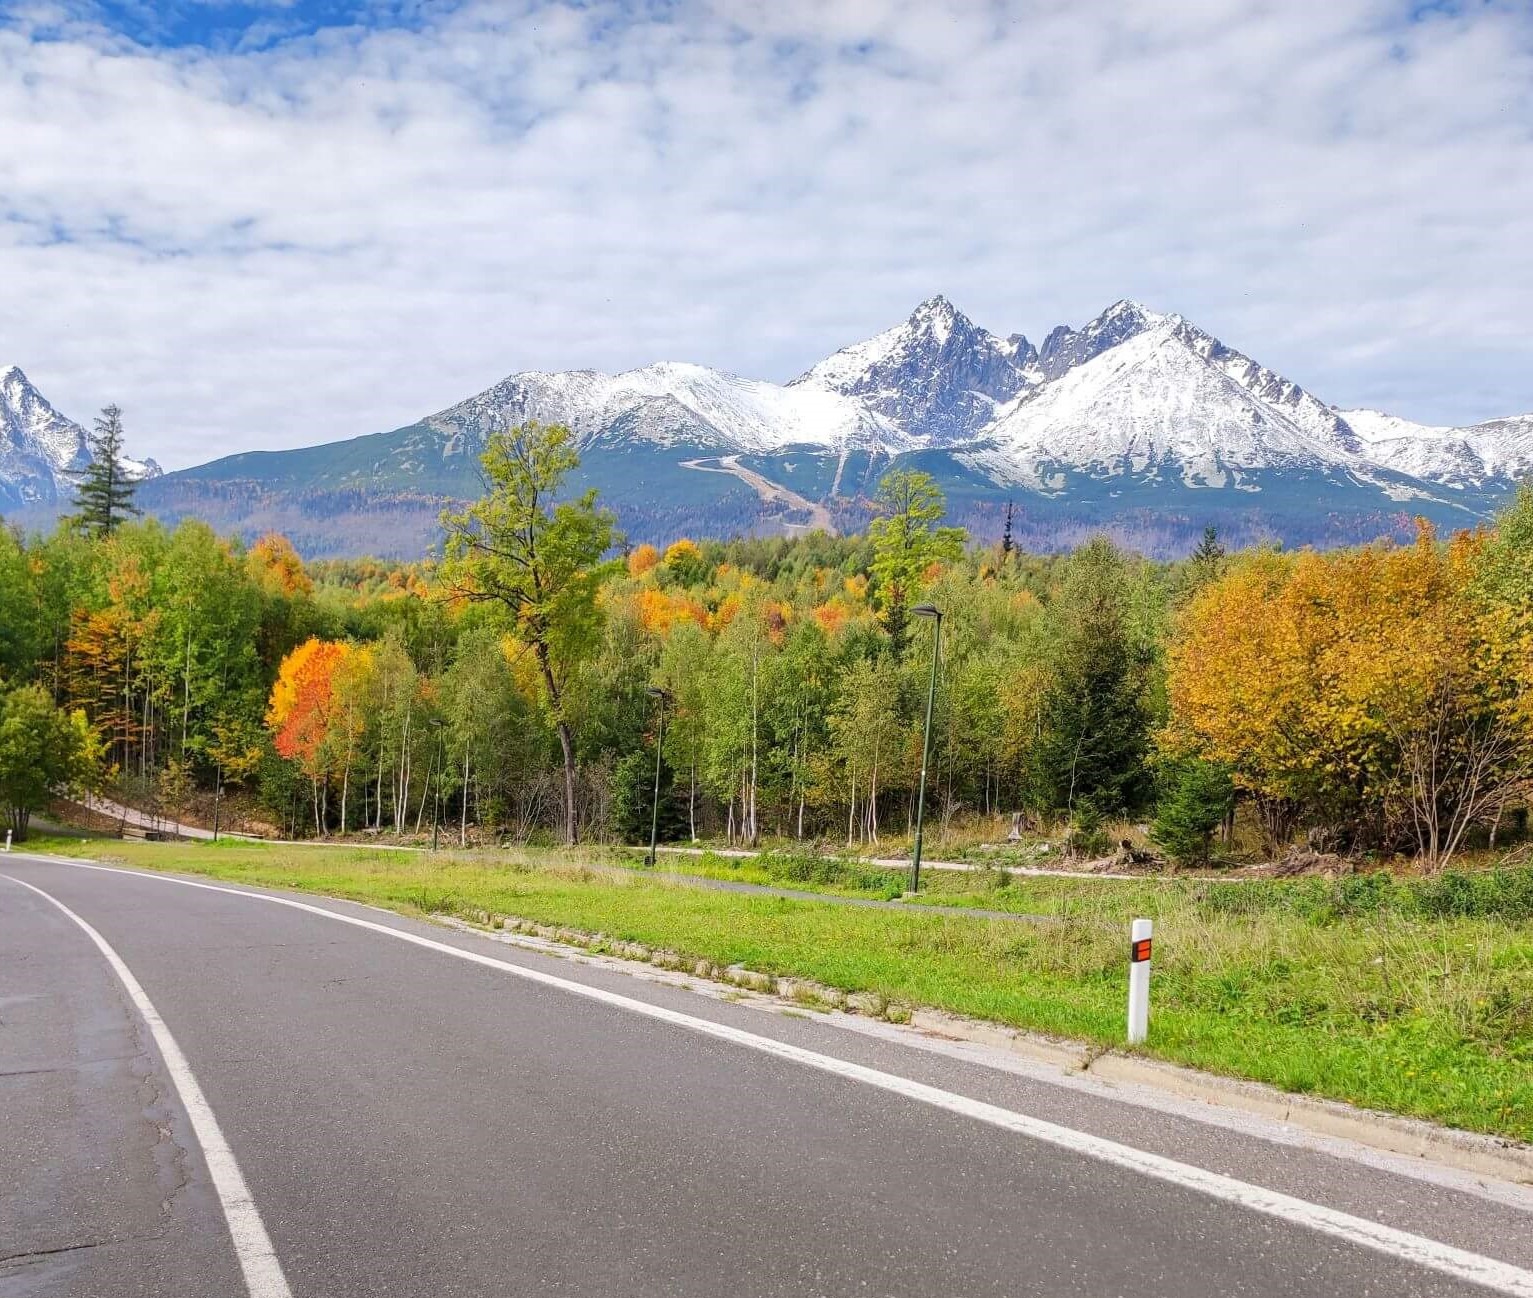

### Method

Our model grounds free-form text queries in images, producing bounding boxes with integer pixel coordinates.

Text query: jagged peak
[909,293,959,319]
[902,294,974,346]
[1089,298,1174,332]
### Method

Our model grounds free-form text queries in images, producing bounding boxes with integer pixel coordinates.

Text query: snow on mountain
[1034,300,1168,381]
[1341,408,1533,488]
[1,365,90,506]
[969,313,1365,491]
[792,295,1037,444]
[0,366,161,507]
[427,360,914,457]
[12,297,1533,539]
[417,299,1533,510]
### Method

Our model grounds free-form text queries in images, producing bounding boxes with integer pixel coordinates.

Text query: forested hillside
[2,420,1530,871]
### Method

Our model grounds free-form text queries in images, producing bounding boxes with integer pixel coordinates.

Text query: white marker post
[3,829,10,852]
[1127,918,1152,1044]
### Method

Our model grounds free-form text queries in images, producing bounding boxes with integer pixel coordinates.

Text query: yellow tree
[1169,526,1533,865]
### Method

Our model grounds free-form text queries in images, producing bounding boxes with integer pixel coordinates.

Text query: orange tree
[267,637,353,834]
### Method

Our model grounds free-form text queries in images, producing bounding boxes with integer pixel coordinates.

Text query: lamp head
[911,604,941,619]
[646,686,671,700]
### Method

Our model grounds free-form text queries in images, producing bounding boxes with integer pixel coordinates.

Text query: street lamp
[909,604,943,894]
[429,718,447,851]
[645,686,672,866]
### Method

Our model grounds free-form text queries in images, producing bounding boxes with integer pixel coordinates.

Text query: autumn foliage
[268,638,352,765]
[249,532,313,596]
[1168,523,1533,864]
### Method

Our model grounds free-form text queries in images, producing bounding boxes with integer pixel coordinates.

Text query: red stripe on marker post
[1131,937,1152,963]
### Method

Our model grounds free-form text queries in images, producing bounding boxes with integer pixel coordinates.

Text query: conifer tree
[73,405,140,538]
[1187,524,1226,586]
[1151,757,1235,866]
[1028,538,1152,816]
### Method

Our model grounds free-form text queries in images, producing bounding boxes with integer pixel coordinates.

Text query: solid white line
[18,856,1533,1297]
[2,873,294,1298]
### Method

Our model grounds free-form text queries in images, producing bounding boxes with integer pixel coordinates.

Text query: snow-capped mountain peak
[2,365,89,477]
[425,359,912,460]
[0,368,162,508]
[792,297,1037,444]
[1036,299,1173,382]
[413,298,1532,510]
[1,366,91,508]
[1339,407,1533,487]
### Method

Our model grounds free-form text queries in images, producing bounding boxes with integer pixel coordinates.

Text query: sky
[2,0,1531,469]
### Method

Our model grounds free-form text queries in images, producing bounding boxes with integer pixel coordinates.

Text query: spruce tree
[1028,538,1153,817]
[1151,758,1236,867]
[73,404,140,538]
[1187,524,1226,586]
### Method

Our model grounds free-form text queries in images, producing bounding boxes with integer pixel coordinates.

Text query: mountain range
[4,299,1530,557]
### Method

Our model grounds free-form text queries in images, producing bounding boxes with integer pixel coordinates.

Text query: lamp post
[645,686,671,866]
[429,718,446,851]
[909,603,943,894]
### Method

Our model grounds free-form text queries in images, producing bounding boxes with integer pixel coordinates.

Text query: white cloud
[1,0,1531,467]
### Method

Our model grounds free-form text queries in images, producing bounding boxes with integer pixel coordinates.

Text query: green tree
[1184,525,1227,593]
[440,422,618,844]
[827,655,905,845]
[0,684,95,838]
[611,746,685,846]
[72,405,141,539]
[657,620,713,841]
[868,469,965,657]
[439,626,543,841]
[1029,538,1152,817]
[1150,757,1235,867]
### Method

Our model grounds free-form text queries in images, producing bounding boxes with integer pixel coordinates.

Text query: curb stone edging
[443,907,1533,1189]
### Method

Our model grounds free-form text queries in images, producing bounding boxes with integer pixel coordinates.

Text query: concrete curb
[446,905,1533,1190]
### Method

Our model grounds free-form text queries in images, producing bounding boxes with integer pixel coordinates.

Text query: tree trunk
[533,642,578,846]
[415,746,432,833]
[555,720,577,846]
[847,765,857,848]
[461,746,470,848]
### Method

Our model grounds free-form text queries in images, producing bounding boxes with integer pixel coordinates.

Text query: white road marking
[2,873,294,1298]
[16,856,1533,1298]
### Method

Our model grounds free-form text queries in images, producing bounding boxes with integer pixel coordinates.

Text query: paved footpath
[4,850,1533,1297]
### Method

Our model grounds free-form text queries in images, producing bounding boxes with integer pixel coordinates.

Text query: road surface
[4,851,1532,1297]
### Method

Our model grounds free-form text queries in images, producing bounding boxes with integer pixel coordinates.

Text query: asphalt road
[4,852,1533,1298]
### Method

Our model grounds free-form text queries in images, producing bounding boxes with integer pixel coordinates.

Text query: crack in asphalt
[0,1240,115,1265]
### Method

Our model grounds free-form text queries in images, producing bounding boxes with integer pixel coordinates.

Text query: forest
[2,417,1531,873]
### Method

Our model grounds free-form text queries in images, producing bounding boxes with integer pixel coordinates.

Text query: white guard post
[1127,918,1152,1044]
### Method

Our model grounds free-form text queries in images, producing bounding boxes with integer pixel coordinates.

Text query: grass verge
[26,836,1532,1144]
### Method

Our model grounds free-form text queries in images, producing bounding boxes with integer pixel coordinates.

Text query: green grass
[27,836,1533,1144]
